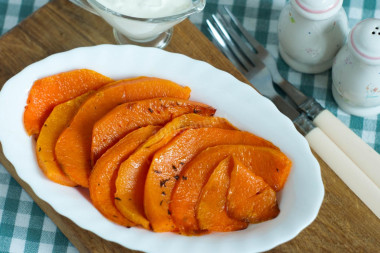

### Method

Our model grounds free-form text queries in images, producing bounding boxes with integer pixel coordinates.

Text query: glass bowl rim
[87,0,206,23]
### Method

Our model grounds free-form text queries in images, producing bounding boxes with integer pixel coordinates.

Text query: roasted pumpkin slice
[196,157,248,232]
[36,92,93,186]
[227,157,280,223]
[24,69,113,136]
[115,114,236,229]
[89,125,160,226]
[144,128,278,232]
[55,77,191,187]
[171,145,290,234]
[91,98,216,163]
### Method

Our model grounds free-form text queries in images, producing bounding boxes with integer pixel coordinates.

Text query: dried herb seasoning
[160,178,170,187]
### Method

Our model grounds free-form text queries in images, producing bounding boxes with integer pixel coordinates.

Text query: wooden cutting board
[0,0,379,252]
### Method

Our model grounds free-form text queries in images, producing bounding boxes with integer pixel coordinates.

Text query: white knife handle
[306,127,380,219]
[313,109,380,189]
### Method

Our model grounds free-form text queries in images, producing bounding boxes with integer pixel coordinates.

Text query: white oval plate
[0,45,323,253]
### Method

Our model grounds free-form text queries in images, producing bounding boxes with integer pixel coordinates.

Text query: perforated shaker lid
[349,18,380,65]
[290,0,343,20]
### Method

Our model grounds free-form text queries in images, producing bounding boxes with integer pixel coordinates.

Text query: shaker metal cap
[349,18,380,65]
[291,0,343,20]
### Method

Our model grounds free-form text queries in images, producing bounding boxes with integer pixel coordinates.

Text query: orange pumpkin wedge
[24,69,113,136]
[91,98,216,163]
[55,77,191,187]
[89,125,160,226]
[227,157,280,223]
[144,128,278,232]
[171,145,290,234]
[36,92,93,186]
[115,114,236,229]
[196,157,248,232]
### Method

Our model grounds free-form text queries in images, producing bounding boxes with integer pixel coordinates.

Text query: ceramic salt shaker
[278,0,349,74]
[332,18,380,117]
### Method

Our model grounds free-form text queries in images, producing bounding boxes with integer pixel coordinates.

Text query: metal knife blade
[271,96,315,136]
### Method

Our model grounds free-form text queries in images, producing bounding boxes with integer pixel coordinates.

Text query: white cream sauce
[95,0,193,18]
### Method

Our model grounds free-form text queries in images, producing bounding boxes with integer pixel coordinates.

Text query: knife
[223,6,380,190]
[273,96,380,219]
[251,57,380,220]
[207,17,380,219]
[246,60,380,220]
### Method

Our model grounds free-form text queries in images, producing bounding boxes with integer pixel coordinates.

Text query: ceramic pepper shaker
[278,0,349,74]
[332,18,380,117]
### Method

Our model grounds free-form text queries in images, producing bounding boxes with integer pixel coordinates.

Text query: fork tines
[206,7,265,78]
[221,6,268,58]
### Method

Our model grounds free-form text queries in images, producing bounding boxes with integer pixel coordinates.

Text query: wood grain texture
[0,0,379,252]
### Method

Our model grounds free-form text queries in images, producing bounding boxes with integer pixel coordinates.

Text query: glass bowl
[69,0,206,48]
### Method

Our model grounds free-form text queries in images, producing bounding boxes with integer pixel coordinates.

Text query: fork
[217,6,380,191]
[206,15,296,117]
[207,12,380,219]
[207,13,325,137]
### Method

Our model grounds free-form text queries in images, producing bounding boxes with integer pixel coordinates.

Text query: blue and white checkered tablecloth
[0,0,379,252]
